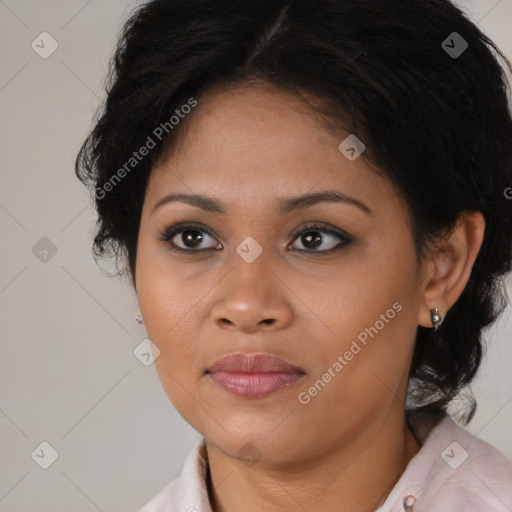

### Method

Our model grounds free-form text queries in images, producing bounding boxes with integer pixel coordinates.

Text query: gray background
[0,1,511,511]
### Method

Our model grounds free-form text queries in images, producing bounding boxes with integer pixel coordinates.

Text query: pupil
[303,231,322,249]
[183,229,203,247]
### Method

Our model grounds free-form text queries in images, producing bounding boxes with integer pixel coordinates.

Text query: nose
[210,251,293,334]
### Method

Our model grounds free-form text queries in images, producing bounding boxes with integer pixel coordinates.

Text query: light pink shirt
[136,412,512,511]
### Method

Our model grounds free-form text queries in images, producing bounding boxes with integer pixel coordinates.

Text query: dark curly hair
[75,0,512,422]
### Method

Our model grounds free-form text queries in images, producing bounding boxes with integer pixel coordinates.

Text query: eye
[158,223,222,252]
[288,222,353,253]
[158,221,353,254]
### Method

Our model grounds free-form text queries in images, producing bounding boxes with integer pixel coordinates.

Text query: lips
[206,352,305,398]
[207,352,304,374]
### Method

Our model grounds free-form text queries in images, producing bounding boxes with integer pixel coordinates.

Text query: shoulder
[417,414,512,511]
[379,411,512,512]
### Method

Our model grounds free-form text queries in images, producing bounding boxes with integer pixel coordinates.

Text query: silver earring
[430,308,443,331]
[135,313,144,325]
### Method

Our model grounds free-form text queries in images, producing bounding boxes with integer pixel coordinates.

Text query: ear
[417,210,486,329]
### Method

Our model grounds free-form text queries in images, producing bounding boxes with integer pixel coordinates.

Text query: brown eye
[177,228,206,249]
[289,223,353,253]
[159,223,222,252]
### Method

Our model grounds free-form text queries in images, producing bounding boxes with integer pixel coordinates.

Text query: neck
[205,409,421,512]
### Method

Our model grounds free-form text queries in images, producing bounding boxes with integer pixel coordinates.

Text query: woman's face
[135,83,431,465]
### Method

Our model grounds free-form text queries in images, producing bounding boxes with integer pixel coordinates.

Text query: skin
[134,81,485,512]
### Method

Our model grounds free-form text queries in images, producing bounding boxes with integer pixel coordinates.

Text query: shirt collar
[177,437,212,512]
[175,411,464,512]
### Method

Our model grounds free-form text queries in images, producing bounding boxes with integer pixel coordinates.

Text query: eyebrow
[150,189,372,216]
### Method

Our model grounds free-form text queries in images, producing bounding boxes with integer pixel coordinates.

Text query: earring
[430,308,443,332]
[135,313,144,325]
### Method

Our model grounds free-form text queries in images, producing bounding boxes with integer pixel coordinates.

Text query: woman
[75,0,512,510]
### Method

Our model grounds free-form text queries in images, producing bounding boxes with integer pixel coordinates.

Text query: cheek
[136,238,195,332]
[315,248,417,355]
[297,306,416,442]
[136,268,206,421]
[138,280,200,365]
[135,249,203,373]
[312,245,419,403]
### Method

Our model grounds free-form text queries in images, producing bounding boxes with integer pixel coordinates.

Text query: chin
[197,412,314,466]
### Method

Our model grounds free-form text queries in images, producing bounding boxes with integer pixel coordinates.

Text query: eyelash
[158,222,353,255]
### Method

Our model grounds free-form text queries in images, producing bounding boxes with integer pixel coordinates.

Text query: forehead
[144,82,403,219]
[157,82,341,169]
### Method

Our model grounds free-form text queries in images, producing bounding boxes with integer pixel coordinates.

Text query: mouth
[206,352,306,398]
